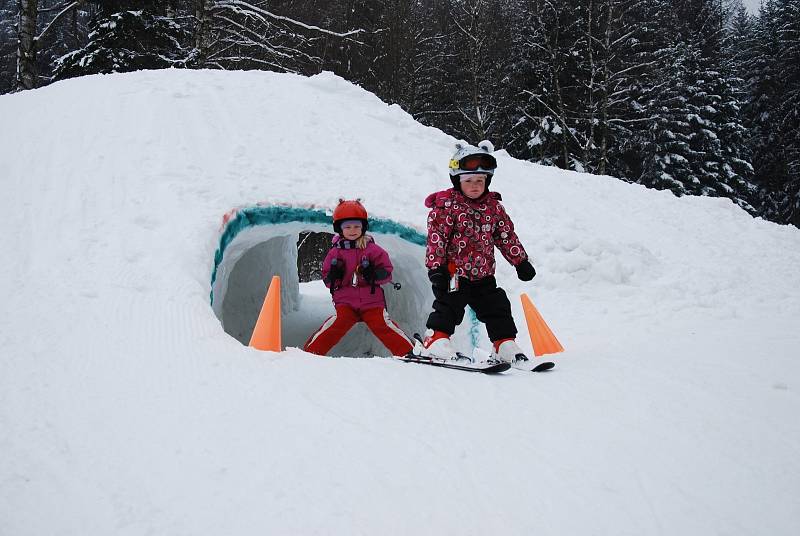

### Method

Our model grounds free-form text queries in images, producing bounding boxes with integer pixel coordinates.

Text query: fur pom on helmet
[477,140,494,152]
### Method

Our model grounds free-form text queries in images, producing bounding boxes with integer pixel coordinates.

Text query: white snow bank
[1,69,799,535]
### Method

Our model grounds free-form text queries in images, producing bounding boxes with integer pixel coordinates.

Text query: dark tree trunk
[16,0,38,90]
[194,0,206,56]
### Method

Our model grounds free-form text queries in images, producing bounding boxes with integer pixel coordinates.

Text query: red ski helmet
[332,199,369,235]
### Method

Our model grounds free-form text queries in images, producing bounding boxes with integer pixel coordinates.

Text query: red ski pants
[304,305,413,357]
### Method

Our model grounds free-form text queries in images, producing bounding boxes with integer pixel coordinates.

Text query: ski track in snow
[1,69,799,535]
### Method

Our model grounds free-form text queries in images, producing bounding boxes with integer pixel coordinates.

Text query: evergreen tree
[12,1,96,90]
[37,1,93,85]
[596,0,670,181]
[0,0,16,93]
[54,0,190,80]
[639,0,755,210]
[766,0,800,226]
[743,0,800,226]
[780,0,800,223]
[639,33,695,192]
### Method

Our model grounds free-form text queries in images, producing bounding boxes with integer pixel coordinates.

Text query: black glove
[428,266,450,290]
[515,260,536,281]
[361,263,389,284]
[361,262,375,283]
[326,260,345,285]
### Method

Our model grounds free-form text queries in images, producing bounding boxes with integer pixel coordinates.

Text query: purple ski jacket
[425,188,528,280]
[322,235,394,311]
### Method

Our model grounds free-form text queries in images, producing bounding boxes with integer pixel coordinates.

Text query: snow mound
[1,69,799,535]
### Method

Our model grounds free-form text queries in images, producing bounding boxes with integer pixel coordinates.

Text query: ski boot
[413,330,472,362]
[493,339,555,372]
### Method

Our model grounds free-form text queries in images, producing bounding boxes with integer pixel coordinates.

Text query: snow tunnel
[210,205,435,357]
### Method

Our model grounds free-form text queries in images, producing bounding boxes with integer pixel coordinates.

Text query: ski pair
[398,334,555,374]
[397,353,510,374]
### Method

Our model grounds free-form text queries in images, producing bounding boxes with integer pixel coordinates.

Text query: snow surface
[1,69,799,535]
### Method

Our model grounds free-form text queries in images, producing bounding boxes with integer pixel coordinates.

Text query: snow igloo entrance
[210,206,431,357]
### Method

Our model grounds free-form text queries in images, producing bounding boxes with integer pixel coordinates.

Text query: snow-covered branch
[36,1,81,43]
[214,0,363,38]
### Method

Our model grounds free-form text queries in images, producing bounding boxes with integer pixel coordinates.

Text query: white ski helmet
[448,140,497,189]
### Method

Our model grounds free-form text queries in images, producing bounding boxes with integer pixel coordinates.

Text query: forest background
[2,0,798,227]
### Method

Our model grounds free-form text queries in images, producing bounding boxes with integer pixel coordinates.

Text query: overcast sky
[743,0,762,14]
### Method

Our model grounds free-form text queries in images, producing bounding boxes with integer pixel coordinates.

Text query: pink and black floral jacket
[425,188,528,281]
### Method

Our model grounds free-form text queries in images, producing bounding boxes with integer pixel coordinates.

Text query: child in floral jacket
[420,141,537,363]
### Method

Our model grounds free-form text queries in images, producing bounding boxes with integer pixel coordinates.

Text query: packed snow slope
[2,70,799,536]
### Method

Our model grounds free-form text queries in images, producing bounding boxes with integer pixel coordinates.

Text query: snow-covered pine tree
[639,0,755,210]
[713,0,758,211]
[601,0,673,181]
[13,2,96,90]
[741,0,800,226]
[54,0,190,80]
[37,1,92,85]
[0,0,16,92]
[778,0,800,226]
[638,31,696,193]
[727,0,753,48]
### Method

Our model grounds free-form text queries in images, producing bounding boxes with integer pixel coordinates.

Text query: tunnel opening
[210,205,448,357]
[297,231,331,283]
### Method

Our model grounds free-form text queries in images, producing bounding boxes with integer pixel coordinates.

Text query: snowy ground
[1,69,799,535]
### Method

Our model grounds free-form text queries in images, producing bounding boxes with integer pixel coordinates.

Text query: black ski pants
[426,275,517,342]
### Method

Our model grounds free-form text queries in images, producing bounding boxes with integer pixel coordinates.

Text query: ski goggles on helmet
[449,153,497,172]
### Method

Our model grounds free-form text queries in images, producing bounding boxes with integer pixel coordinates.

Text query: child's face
[460,174,487,199]
[341,222,363,240]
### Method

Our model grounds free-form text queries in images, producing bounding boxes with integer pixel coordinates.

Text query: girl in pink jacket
[304,200,414,357]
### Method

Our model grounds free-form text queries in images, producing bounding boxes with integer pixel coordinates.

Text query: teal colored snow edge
[210,205,426,305]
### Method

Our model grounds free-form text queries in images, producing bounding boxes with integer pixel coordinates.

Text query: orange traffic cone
[249,275,282,352]
[520,293,564,356]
